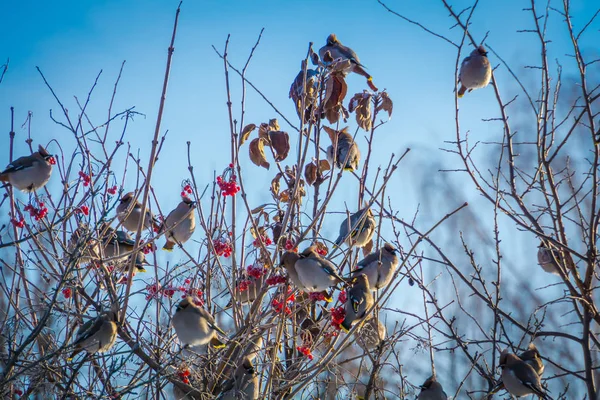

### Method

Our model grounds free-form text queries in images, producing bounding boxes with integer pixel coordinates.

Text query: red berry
[62,288,72,299]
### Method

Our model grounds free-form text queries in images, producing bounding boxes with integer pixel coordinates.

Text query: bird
[68,311,118,360]
[417,375,448,400]
[458,46,492,98]
[355,317,386,352]
[351,243,399,289]
[326,127,361,172]
[499,349,550,399]
[228,275,265,307]
[218,357,259,400]
[334,208,376,248]
[101,225,149,273]
[537,240,562,275]
[172,297,226,348]
[116,192,160,232]
[280,251,307,291]
[0,145,55,192]
[289,67,319,121]
[295,246,345,293]
[341,274,374,333]
[489,343,545,396]
[319,33,378,92]
[66,224,101,265]
[161,197,196,251]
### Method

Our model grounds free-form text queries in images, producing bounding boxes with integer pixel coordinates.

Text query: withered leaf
[376,91,393,119]
[271,173,282,198]
[250,226,266,240]
[259,123,270,140]
[240,123,256,146]
[279,189,290,203]
[249,138,270,169]
[323,74,348,124]
[362,239,374,257]
[304,163,317,186]
[269,131,290,162]
[323,126,338,143]
[319,159,331,171]
[349,92,372,131]
[269,119,280,131]
[251,204,267,214]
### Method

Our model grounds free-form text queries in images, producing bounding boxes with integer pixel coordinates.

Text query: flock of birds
[0,33,560,399]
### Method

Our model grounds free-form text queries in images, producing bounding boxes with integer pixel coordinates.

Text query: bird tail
[210,337,225,349]
[340,320,351,333]
[322,291,333,303]
[162,240,175,251]
[334,235,344,247]
[67,347,83,361]
[366,77,378,92]
[458,85,467,98]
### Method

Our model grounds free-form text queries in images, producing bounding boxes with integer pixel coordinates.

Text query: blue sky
[1,0,599,393]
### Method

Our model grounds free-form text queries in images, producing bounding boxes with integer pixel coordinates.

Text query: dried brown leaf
[304,163,317,186]
[271,173,282,198]
[269,119,280,131]
[251,204,267,214]
[240,123,256,146]
[376,91,393,119]
[279,189,290,203]
[323,74,348,124]
[362,239,374,257]
[249,138,270,169]
[319,159,331,171]
[269,131,290,162]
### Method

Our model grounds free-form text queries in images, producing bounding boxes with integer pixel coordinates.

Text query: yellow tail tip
[137,268,147,273]
[458,93,465,98]
[162,246,174,252]
[212,343,226,349]
[67,357,73,361]
[324,296,333,303]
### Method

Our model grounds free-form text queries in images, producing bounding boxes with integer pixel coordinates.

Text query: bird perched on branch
[66,224,101,265]
[335,208,376,248]
[218,357,259,400]
[499,349,550,399]
[351,243,399,289]
[68,311,118,360]
[161,197,196,251]
[116,192,160,232]
[0,145,55,192]
[341,274,374,333]
[280,251,307,290]
[489,343,545,396]
[457,46,492,98]
[101,224,149,273]
[326,126,361,172]
[295,246,345,294]
[289,67,319,122]
[355,317,386,351]
[537,240,563,276]
[172,297,226,348]
[417,375,448,400]
[319,33,378,92]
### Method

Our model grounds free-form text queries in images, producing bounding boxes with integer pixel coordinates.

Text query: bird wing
[1,154,37,174]
[320,259,344,282]
[356,252,379,267]
[115,230,135,246]
[74,316,103,345]
[200,308,226,336]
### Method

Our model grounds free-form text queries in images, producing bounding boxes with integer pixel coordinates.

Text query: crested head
[120,192,134,203]
[182,196,196,207]
[499,348,514,367]
[476,45,488,56]
[527,342,538,352]
[326,33,338,45]
[354,273,370,286]
[421,375,436,388]
[300,245,318,257]
[38,145,50,158]
[383,243,397,254]
[176,296,194,311]
[103,310,118,323]
[280,251,300,267]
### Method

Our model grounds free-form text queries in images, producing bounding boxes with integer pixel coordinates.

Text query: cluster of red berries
[296,345,314,361]
[13,389,23,396]
[316,246,328,256]
[266,275,287,286]
[140,241,157,254]
[252,235,273,248]
[309,292,328,302]
[48,156,57,165]
[330,306,346,330]
[76,205,89,216]
[107,185,118,195]
[79,171,91,187]
[213,239,233,257]
[11,217,25,228]
[271,288,295,314]
[62,288,72,299]
[146,279,203,304]
[178,368,191,385]
[24,203,48,221]
[284,239,297,252]
[338,290,347,303]
[217,164,240,197]
[246,265,265,279]
[238,279,251,292]
[180,184,193,198]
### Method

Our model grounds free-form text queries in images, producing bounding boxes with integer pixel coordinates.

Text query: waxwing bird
[101,225,148,273]
[537,240,562,276]
[499,349,550,399]
[219,357,259,400]
[66,224,101,265]
[295,246,345,293]
[417,376,448,400]
[319,33,378,92]
[334,208,376,248]
[351,243,398,289]
[116,192,160,232]
[326,127,361,172]
[162,197,196,251]
[280,251,307,291]
[341,274,374,332]
[355,317,386,351]
[0,145,54,192]
[172,297,226,348]
[489,343,545,396]
[68,311,118,360]
[458,46,492,98]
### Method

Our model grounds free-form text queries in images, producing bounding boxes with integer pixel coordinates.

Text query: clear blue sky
[1,0,598,393]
